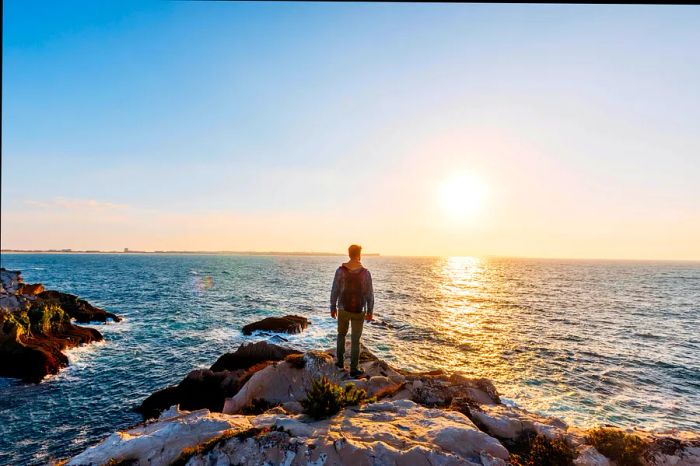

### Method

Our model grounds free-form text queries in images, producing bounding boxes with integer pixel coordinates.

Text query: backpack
[341,266,365,313]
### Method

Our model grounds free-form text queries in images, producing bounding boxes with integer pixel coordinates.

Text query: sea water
[0,253,698,464]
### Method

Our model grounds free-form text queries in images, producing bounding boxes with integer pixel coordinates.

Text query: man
[330,244,374,377]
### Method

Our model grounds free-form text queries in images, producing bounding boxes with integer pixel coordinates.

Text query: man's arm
[364,270,374,320]
[330,267,342,317]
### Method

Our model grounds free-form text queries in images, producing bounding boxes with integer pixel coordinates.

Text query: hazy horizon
[4,249,700,264]
[3,2,699,260]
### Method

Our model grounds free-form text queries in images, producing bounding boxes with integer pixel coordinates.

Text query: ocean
[0,253,698,465]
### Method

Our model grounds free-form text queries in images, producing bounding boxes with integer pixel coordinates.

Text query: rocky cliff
[0,268,120,382]
[67,342,700,466]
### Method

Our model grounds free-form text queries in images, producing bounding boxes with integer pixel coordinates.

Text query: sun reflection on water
[430,256,528,400]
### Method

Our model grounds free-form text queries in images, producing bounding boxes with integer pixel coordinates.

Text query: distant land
[0,248,380,256]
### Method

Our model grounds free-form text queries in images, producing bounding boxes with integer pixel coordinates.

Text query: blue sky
[2,2,699,258]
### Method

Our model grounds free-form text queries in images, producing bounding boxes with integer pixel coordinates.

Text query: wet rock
[38,290,121,323]
[0,269,114,382]
[241,314,308,335]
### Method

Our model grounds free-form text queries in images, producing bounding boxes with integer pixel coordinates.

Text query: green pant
[336,309,365,370]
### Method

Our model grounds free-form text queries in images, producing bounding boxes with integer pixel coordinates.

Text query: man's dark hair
[348,244,362,259]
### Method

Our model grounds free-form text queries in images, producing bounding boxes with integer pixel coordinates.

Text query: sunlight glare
[437,174,487,222]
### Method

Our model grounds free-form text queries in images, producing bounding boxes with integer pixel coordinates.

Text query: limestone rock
[75,401,509,466]
[222,350,337,414]
[574,445,611,466]
[464,403,567,441]
[66,408,252,466]
[140,342,297,418]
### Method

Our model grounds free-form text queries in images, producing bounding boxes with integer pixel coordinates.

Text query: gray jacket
[330,266,374,315]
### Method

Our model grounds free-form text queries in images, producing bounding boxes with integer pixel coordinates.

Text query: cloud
[23,197,129,212]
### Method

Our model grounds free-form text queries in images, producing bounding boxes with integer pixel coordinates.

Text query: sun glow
[437,174,488,222]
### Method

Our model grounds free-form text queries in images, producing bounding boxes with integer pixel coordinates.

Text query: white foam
[66,340,106,365]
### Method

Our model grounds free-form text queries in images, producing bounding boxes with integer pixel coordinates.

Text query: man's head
[348,244,362,260]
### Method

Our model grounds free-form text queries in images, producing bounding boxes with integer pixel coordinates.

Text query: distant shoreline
[0,249,380,257]
[2,250,699,262]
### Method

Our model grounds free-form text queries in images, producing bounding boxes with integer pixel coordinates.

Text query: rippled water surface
[0,253,699,464]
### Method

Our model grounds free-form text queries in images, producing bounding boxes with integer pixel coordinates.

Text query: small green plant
[508,433,575,466]
[301,376,374,419]
[586,427,648,466]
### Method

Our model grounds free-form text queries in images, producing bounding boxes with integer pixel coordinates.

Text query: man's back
[331,262,374,316]
[331,245,374,377]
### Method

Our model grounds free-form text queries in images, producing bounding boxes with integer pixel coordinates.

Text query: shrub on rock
[301,375,374,420]
[586,427,648,466]
[508,433,576,466]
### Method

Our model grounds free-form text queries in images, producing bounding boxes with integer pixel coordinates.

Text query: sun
[437,174,488,221]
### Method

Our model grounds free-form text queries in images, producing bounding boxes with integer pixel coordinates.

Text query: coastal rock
[461,403,567,441]
[0,269,115,382]
[140,341,301,418]
[38,289,121,323]
[72,344,700,466]
[642,432,700,466]
[403,372,501,408]
[241,314,308,335]
[0,269,22,294]
[221,345,413,414]
[18,283,45,295]
[222,350,337,414]
[67,408,253,466]
[210,340,301,372]
[72,401,509,466]
[574,445,611,466]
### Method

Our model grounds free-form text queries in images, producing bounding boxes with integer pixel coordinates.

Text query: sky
[2,2,699,259]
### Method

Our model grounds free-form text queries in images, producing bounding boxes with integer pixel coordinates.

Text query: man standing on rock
[330,244,374,378]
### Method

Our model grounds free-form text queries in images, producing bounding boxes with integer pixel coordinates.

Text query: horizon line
[2,249,699,263]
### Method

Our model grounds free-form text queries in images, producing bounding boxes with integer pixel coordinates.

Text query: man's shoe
[349,368,365,378]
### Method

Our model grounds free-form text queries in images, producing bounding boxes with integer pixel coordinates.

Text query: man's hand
[330,309,337,319]
[364,313,373,322]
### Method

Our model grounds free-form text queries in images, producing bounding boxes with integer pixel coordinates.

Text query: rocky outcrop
[74,343,700,466]
[69,401,510,466]
[67,407,254,466]
[139,341,302,418]
[38,289,120,323]
[241,315,308,335]
[0,268,119,382]
[222,345,407,415]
